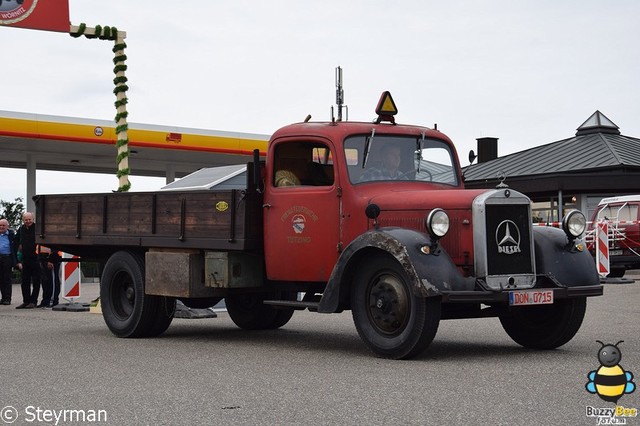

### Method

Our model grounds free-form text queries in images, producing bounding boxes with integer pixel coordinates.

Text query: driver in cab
[360,143,403,181]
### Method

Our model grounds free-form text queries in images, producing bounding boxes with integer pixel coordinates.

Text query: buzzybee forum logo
[585,340,637,424]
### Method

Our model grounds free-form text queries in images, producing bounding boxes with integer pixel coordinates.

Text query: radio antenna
[335,66,345,122]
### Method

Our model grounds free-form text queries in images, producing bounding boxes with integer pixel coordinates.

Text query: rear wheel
[499,297,587,349]
[101,251,175,338]
[226,291,295,330]
[351,254,440,359]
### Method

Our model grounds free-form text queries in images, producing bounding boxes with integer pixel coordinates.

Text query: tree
[0,197,25,229]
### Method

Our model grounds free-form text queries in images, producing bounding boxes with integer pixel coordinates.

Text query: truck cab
[263,119,468,282]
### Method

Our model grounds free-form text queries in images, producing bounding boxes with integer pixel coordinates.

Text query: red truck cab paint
[263,120,470,282]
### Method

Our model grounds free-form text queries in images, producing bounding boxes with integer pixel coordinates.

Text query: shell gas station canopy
[0,110,268,208]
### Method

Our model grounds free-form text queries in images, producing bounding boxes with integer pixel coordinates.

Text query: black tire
[499,297,587,349]
[101,251,175,338]
[351,254,441,359]
[269,291,297,329]
[226,291,295,330]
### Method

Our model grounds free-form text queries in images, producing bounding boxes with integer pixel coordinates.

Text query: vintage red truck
[34,92,603,359]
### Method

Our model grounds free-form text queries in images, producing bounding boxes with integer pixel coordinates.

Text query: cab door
[263,139,340,282]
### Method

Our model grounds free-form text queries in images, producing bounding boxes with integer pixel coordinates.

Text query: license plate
[509,290,554,306]
[610,249,623,256]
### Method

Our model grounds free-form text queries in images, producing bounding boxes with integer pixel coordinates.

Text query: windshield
[344,134,459,186]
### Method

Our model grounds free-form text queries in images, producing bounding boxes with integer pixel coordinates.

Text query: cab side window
[273,142,335,187]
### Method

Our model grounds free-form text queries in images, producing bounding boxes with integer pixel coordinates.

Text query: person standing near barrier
[38,246,61,308]
[15,212,41,309]
[0,218,18,305]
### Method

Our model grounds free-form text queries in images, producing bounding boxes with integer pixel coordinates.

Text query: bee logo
[586,340,636,403]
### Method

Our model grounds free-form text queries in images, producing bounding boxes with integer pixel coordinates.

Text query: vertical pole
[113,31,131,192]
[70,24,131,192]
[557,189,563,222]
[335,66,344,122]
[166,164,176,185]
[26,154,36,213]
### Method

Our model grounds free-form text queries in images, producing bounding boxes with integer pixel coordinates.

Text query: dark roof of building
[464,111,640,183]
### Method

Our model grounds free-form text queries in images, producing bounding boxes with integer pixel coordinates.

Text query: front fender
[533,226,600,287]
[318,228,475,313]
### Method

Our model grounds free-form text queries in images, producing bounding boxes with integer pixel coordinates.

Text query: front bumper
[440,284,603,304]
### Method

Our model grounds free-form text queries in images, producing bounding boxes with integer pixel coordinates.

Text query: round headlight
[562,210,586,238]
[426,208,449,239]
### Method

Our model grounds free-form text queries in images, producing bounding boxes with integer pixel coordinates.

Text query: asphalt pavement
[1,276,639,426]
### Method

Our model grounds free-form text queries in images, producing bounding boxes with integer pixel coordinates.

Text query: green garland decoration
[114,111,129,122]
[115,124,129,134]
[113,85,129,95]
[70,23,132,191]
[116,168,131,178]
[116,151,130,164]
[113,76,128,85]
[69,23,86,38]
[113,64,128,74]
[69,23,119,41]
[113,42,127,52]
[113,54,128,63]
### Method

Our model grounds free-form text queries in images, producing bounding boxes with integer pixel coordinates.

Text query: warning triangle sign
[376,91,398,116]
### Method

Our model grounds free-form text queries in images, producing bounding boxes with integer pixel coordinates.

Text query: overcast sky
[2,0,639,203]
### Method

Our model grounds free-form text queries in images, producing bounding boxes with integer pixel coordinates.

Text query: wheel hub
[368,273,409,335]
[125,286,135,301]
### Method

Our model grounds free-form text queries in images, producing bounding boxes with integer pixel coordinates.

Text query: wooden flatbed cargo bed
[34,189,263,258]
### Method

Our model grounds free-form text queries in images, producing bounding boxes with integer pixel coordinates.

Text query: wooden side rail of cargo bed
[34,190,263,252]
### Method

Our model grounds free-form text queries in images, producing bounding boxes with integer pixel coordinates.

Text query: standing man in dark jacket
[15,212,41,309]
[0,218,18,305]
[39,246,61,308]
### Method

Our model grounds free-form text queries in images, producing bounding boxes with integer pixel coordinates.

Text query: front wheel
[499,297,587,349]
[351,254,441,359]
[101,251,175,338]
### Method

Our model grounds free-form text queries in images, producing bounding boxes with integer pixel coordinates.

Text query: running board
[263,300,320,311]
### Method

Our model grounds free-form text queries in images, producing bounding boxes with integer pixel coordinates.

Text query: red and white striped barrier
[61,252,81,299]
[595,220,610,277]
[533,220,639,227]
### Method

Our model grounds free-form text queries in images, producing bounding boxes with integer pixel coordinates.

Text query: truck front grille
[485,204,534,276]
[473,190,536,290]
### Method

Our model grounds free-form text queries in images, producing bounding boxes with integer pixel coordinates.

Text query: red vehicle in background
[588,195,640,277]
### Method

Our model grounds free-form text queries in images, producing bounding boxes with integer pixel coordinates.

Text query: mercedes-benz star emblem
[496,220,521,254]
